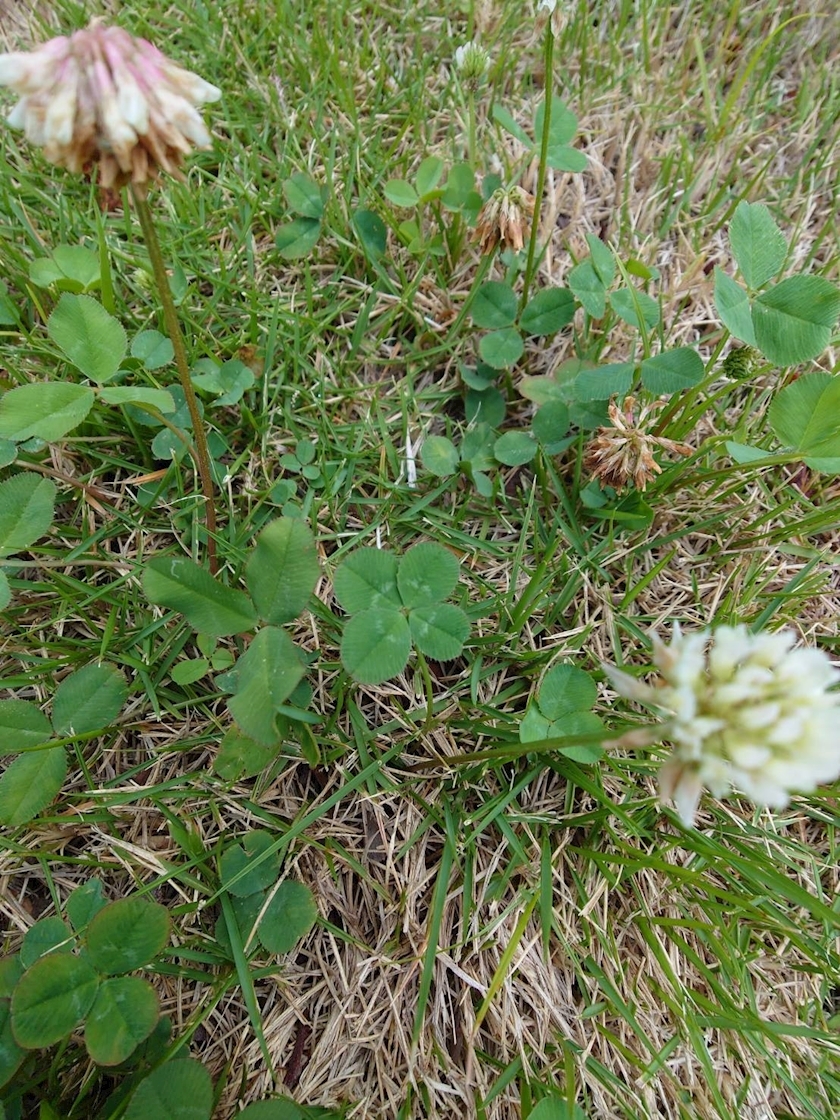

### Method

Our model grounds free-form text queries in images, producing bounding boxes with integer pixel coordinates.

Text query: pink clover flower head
[0,20,220,189]
[605,623,840,826]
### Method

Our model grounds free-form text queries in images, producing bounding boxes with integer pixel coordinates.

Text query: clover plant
[0,663,127,826]
[1,883,169,1078]
[143,516,320,750]
[519,664,604,764]
[334,541,470,685]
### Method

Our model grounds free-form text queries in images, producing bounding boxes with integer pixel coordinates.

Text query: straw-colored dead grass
[5,749,834,1119]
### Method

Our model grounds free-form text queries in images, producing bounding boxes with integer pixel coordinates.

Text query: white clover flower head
[0,19,220,190]
[454,40,490,92]
[605,623,840,826]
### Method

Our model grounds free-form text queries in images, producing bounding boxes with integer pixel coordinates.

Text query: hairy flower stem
[467,89,478,171]
[132,186,218,573]
[519,23,555,313]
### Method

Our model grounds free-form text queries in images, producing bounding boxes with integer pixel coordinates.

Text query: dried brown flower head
[584,396,692,493]
[0,20,220,191]
[474,185,535,255]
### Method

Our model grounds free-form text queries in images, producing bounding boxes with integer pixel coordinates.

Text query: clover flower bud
[605,623,840,826]
[454,40,490,93]
[536,0,566,36]
[721,345,759,380]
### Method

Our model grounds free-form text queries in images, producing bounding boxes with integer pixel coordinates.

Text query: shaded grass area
[1,0,839,1117]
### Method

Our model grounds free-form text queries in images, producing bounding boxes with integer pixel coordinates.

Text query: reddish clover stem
[519,21,555,312]
[131,185,218,573]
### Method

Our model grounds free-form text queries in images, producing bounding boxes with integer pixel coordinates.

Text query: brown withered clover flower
[474,185,535,255]
[0,20,220,191]
[584,396,692,493]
